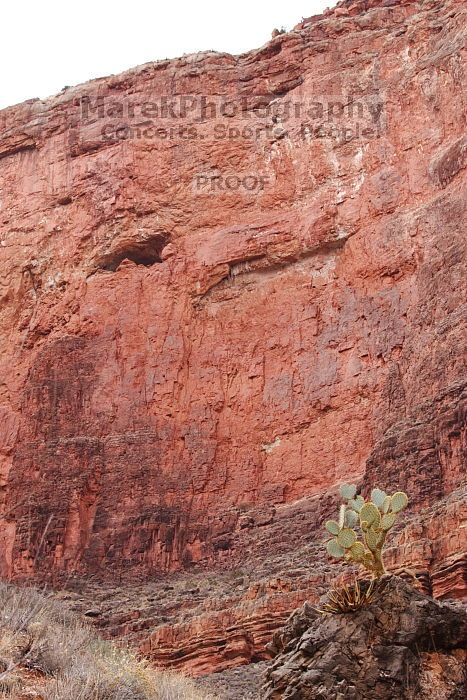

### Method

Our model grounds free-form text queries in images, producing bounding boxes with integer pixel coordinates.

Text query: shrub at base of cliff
[0,583,212,700]
[262,576,467,700]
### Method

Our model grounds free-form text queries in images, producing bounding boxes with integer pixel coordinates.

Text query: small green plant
[317,578,382,615]
[324,484,409,578]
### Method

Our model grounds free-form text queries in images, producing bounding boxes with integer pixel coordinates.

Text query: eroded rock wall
[0,0,465,673]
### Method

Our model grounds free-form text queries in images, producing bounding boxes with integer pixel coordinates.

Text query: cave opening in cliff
[97,234,169,271]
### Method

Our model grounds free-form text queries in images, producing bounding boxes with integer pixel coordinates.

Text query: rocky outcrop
[0,0,465,677]
[263,576,467,699]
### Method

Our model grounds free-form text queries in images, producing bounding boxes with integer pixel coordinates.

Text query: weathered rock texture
[263,577,467,699]
[0,0,466,676]
[58,485,466,676]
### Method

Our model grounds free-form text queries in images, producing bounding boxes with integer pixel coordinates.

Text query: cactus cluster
[324,484,409,578]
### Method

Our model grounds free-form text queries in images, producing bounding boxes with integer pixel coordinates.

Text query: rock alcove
[96,233,170,271]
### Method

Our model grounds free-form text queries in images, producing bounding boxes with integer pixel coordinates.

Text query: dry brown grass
[0,583,211,700]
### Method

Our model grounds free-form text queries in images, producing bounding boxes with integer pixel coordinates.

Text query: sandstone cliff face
[0,0,465,676]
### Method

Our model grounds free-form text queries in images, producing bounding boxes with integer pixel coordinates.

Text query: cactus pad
[338,504,347,528]
[337,528,357,549]
[327,539,345,558]
[339,483,357,500]
[365,528,380,551]
[370,488,387,509]
[325,520,340,535]
[382,495,392,514]
[349,541,365,559]
[349,495,365,512]
[391,491,409,513]
[381,512,396,531]
[359,502,380,526]
[345,509,358,527]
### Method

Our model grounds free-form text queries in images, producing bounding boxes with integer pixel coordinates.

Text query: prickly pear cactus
[323,483,409,578]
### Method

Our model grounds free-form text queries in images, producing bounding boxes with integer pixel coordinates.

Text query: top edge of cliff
[0,0,448,116]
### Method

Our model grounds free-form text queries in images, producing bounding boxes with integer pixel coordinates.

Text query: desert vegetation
[325,483,409,578]
[320,484,410,614]
[0,582,212,700]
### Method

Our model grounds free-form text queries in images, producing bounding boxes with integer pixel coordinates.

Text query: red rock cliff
[0,0,465,672]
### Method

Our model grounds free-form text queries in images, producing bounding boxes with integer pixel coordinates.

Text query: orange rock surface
[0,0,465,676]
